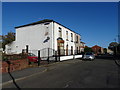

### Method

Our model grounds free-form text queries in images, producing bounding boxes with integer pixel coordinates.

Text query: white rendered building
[5,19,84,56]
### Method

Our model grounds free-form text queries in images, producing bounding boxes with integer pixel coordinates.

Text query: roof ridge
[15,19,53,28]
[15,19,80,36]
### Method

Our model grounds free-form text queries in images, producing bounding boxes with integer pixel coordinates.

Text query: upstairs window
[66,31,68,41]
[76,35,78,43]
[71,33,73,42]
[58,27,62,38]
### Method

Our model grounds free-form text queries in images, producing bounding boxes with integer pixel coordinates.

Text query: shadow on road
[95,55,114,60]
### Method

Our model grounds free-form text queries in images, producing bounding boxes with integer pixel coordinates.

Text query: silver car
[83,52,95,60]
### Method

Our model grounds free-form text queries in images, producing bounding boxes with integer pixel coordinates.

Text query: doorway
[66,45,68,56]
[57,38,64,56]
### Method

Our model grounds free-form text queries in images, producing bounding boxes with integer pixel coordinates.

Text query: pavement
[1,59,78,86]
[1,60,60,86]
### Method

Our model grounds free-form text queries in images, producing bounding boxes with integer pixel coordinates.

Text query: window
[59,27,61,29]
[66,31,68,41]
[71,33,73,42]
[76,35,78,43]
[59,30,62,38]
[28,53,36,56]
[59,27,62,38]
[71,46,73,55]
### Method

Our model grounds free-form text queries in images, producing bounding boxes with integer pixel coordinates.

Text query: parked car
[83,52,95,60]
[28,53,38,63]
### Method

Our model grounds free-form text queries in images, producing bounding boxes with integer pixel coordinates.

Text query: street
[2,57,120,88]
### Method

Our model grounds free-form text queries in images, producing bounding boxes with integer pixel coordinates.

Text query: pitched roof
[15,19,80,35]
[15,19,53,28]
[92,45,102,48]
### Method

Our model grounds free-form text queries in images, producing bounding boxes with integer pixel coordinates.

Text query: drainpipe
[53,22,55,50]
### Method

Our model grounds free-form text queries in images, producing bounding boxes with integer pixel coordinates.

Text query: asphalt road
[2,58,120,88]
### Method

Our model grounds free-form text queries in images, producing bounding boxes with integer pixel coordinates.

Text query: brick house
[92,45,104,54]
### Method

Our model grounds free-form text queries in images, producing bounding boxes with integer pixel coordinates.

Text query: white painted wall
[60,55,82,61]
[74,55,82,58]
[5,20,82,56]
[5,41,18,54]
[60,55,74,61]
[6,22,53,55]
[53,22,78,54]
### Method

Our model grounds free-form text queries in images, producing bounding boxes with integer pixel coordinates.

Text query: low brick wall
[0,59,29,73]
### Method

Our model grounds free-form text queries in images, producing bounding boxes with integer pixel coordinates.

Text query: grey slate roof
[15,19,80,35]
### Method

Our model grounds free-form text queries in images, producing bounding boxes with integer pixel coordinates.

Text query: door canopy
[57,37,64,43]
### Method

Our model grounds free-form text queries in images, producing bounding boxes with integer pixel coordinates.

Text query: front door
[57,39,64,56]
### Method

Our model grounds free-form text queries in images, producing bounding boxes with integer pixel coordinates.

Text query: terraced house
[5,19,85,56]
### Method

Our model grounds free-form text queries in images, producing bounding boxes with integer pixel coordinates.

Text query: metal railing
[28,48,82,66]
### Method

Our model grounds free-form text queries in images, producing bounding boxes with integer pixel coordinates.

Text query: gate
[28,48,58,65]
[40,48,56,61]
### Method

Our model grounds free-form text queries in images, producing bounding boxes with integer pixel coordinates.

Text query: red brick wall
[0,59,29,73]
[92,45,102,54]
